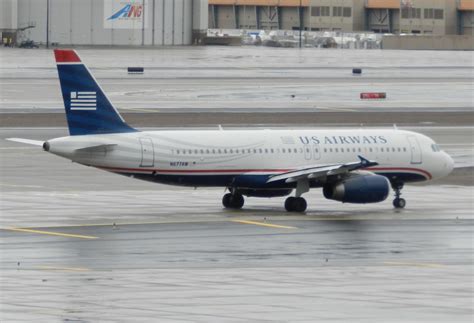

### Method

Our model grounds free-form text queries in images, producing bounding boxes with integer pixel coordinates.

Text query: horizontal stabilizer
[5,138,44,146]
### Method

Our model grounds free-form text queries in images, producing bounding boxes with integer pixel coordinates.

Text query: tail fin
[54,49,137,136]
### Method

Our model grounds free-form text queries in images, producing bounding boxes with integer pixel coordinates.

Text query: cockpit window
[431,144,442,152]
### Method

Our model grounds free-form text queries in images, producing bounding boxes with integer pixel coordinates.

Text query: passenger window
[403,147,407,152]
[358,148,361,152]
[335,148,339,153]
[282,148,286,153]
[294,148,297,153]
[392,147,396,152]
[324,148,327,153]
[369,148,373,152]
[329,148,333,153]
[397,148,401,152]
[271,148,274,153]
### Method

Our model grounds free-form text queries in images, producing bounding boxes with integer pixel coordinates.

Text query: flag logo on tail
[70,91,97,110]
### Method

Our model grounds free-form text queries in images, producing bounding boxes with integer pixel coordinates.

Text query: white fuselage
[45,128,454,188]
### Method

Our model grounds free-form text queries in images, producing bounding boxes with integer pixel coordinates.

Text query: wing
[266,155,378,183]
[5,138,44,146]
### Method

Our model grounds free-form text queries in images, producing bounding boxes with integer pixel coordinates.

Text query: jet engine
[323,174,390,204]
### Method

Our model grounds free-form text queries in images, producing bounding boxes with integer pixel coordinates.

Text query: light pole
[46,0,49,48]
[299,0,302,48]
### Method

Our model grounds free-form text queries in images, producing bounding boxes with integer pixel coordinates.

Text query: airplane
[7,49,454,212]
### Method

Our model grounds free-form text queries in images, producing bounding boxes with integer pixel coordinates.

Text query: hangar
[0,0,208,46]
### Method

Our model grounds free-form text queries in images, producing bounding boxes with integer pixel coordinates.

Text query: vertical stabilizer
[54,49,137,136]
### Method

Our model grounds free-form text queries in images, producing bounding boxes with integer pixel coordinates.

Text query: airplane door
[407,136,422,164]
[139,138,154,167]
[313,144,321,160]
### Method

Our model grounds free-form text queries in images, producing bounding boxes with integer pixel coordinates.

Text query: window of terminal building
[311,6,330,17]
[401,7,421,19]
[343,7,352,17]
[333,6,342,17]
[434,9,444,20]
[311,6,320,16]
[321,6,330,17]
[424,8,434,19]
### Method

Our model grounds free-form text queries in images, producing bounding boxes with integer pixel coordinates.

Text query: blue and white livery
[7,50,454,212]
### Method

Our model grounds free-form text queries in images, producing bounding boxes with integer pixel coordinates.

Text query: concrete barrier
[382,35,474,50]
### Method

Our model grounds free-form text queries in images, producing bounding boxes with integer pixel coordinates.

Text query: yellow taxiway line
[384,261,444,268]
[36,266,90,272]
[231,219,297,229]
[6,227,98,240]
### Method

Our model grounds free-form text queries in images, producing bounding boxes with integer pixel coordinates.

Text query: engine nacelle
[323,174,390,204]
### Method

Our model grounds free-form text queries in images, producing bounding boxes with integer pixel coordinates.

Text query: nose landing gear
[392,182,406,209]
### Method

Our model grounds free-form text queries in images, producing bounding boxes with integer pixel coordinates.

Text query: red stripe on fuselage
[97,166,291,174]
[97,165,432,179]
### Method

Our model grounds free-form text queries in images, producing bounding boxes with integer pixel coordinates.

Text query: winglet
[358,155,379,168]
[357,155,370,166]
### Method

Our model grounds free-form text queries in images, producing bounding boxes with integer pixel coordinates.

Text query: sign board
[104,0,148,29]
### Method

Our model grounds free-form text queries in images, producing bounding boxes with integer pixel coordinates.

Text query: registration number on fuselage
[170,161,189,167]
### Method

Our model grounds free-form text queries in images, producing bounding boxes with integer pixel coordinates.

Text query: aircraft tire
[285,197,296,212]
[285,197,307,212]
[230,193,244,209]
[294,197,307,213]
[222,193,232,208]
[393,198,406,209]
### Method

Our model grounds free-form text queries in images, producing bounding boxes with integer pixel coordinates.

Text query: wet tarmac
[1,47,473,112]
[1,46,473,322]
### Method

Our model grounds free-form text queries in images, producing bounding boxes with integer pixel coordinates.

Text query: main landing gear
[284,179,309,213]
[222,192,244,209]
[284,196,307,213]
[392,182,406,209]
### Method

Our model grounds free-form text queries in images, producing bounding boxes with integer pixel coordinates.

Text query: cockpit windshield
[431,144,442,152]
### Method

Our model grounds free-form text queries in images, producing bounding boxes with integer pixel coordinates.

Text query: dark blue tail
[54,49,137,136]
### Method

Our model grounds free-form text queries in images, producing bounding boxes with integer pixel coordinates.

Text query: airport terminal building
[0,0,208,46]
[208,0,474,35]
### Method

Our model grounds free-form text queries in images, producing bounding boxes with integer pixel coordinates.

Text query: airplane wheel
[223,193,244,209]
[393,198,406,209]
[294,197,307,213]
[222,193,232,208]
[285,197,307,212]
[231,193,244,209]
[285,197,296,212]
